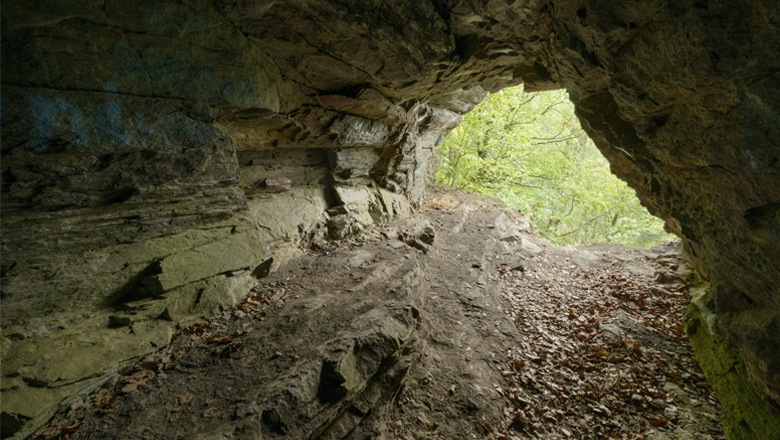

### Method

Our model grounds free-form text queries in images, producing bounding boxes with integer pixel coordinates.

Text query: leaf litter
[492,250,725,440]
[26,188,726,440]
[28,283,282,440]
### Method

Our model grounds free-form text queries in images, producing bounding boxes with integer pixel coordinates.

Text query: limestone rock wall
[1,0,779,437]
[545,0,780,414]
[0,2,450,435]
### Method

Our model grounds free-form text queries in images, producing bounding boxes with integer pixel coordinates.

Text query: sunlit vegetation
[435,87,677,247]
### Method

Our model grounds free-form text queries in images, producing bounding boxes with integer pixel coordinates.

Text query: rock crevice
[2,0,779,437]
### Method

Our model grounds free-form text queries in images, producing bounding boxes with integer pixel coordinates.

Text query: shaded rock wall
[686,278,780,440]
[0,2,451,435]
[547,0,780,413]
[1,0,779,437]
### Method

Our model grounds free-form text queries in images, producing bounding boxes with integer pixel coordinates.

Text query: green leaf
[435,87,676,247]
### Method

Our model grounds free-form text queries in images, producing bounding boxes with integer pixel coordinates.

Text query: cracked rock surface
[2,1,779,437]
[31,189,729,440]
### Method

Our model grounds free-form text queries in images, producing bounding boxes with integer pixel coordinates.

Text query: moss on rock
[685,286,780,440]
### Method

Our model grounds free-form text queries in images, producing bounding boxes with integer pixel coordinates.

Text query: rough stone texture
[22,192,545,440]
[19,190,733,440]
[553,2,780,417]
[2,0,779,437]
[686,281,780,440]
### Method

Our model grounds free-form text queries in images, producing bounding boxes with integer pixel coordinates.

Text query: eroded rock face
[1,0,778,437]
[548,1,780,415]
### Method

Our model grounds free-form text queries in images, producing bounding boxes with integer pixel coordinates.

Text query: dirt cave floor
[30,187,724,440]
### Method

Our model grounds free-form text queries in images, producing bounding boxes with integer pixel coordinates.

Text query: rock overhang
[1,0,779,437]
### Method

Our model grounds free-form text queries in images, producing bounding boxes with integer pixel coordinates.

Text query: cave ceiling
[1,0,778,437]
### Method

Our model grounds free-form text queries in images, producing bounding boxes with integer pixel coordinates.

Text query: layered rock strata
[21,192,547,440]
[1,0,779,437]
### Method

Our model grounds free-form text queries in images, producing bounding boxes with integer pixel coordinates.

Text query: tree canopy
[435,87,676,248]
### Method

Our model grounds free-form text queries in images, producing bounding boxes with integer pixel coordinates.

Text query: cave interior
[1,0,779,438]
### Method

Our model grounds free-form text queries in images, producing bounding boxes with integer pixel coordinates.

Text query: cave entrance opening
[434,86,676,248]
[433,88,726,438]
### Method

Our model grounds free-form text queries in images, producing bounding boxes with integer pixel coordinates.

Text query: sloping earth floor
[29,187,725,440]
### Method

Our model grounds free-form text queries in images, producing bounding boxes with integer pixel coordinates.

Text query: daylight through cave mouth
[431,87,724,437]
[434,86,676,248]
[3,0,779,437]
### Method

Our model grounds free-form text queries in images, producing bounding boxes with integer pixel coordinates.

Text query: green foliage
[435,87,677,247]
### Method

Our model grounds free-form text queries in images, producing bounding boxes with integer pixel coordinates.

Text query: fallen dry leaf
[120,383,138,394]
[497,253,725,440]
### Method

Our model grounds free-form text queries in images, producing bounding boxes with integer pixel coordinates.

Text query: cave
[1,1,778,438]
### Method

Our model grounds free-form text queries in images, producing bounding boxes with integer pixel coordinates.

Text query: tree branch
[531,136,578,146]
[557,213,608,238]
